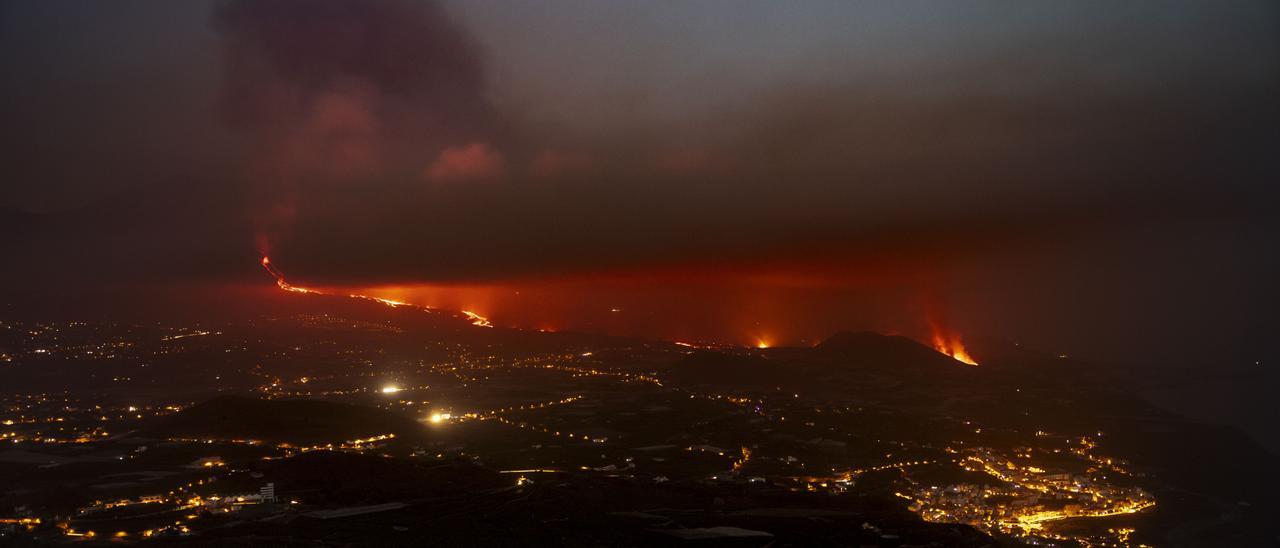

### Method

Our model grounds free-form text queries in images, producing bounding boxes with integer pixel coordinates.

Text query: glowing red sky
[318,273,926,348]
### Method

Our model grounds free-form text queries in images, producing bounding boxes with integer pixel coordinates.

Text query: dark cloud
[213,0,489,136]
[271,81,1277,285]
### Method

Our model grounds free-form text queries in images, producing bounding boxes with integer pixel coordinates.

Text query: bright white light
[381,385,400,394]
[428,412,452,424]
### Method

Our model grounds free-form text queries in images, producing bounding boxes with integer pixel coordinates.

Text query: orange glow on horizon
[259,257,976,353]
[296,277,896,349]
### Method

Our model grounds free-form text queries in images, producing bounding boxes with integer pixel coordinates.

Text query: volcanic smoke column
[214,0,498,259]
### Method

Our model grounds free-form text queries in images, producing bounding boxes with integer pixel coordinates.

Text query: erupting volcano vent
[931,329,978,366]
[923,295,979,365]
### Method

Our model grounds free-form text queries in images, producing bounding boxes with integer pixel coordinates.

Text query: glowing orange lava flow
[261,256,320,295]
[932,330,978,365]
[259,257,492,327]
[461,310,493,328]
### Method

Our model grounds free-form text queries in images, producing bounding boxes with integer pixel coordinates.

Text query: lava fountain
[930,327,978,365]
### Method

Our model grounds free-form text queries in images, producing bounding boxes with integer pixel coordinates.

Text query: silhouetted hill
[663,332,975,392]
[145,395,429,445]
[812,331,970,372]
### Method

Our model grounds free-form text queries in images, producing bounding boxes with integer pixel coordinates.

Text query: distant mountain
[662,332,972,392]
[145,395,429,445]
[812,331,970,372]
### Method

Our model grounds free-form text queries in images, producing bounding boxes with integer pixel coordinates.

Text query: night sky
[2,0,1277,366]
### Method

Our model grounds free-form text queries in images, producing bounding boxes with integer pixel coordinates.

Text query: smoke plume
[212,0,497,253]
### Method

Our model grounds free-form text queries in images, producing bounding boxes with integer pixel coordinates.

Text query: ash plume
[212,0,497,254]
